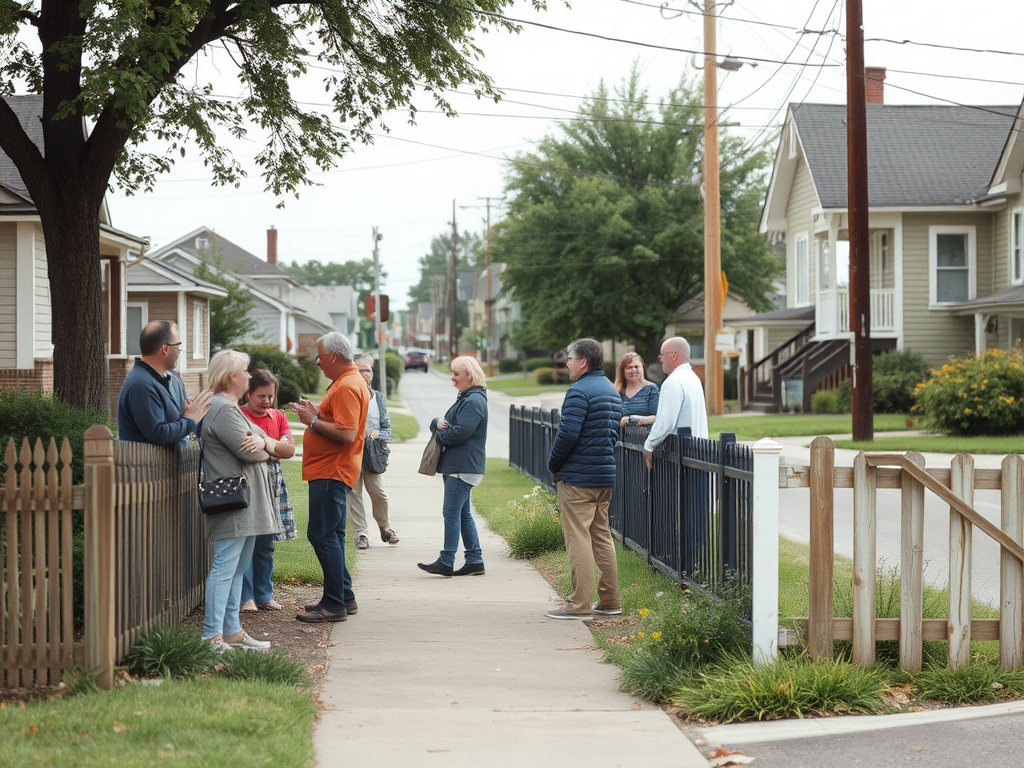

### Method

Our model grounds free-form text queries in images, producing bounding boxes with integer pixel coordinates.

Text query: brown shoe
[296,607,347,623]
[304,600,357,615]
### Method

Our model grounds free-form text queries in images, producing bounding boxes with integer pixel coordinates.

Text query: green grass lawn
[0,678,315,768]
[389,412,419,442]
[710,412,913,439]
[835,434,1024,454]
[485,380,571,397]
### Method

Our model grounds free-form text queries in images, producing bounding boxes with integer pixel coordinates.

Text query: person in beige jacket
[199,350,281,652]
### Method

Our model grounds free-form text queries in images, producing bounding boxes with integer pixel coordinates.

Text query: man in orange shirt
[290,332,371,623]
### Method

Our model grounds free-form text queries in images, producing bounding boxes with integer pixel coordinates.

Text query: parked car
[404,349,429,372]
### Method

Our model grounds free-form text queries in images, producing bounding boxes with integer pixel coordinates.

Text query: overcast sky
[104,0,1024,307]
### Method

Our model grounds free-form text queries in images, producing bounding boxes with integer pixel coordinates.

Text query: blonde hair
[207,349,251,394]
[451,356,486,388]
[614,352,647,394]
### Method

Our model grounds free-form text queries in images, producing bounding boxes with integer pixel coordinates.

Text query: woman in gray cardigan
[199,350,281,652]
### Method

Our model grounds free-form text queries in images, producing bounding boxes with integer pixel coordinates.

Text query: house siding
[34,227,51,356]
[186,295,209,369]
[901,212,990,367]
[244,298,281,347]
[0,224,15,366]
[785,156,819,307]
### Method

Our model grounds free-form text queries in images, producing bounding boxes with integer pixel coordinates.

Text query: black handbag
[198,441,250,515]
[363,436,390,474]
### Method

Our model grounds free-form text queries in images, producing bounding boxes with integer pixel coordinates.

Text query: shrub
[913,348,1024,435]
[524,356,552,372]
[874,350,929,413]
[673,655,888,722]
[370,352,403,394]
[498,357,520,374]
[534,367,556,385]
[507,487,565,558]
[836,380,852,413]
[124,623,220,679]
[0,389,111,484]
[218,648,309,687]
[811,390,840,414]
[233,344,307,406]
[295,355,322,393]
[911,664,1000,705]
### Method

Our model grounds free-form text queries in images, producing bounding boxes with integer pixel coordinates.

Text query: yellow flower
[637,631,646,638]
[964,408,971,414]
[639,608,650,619]
[652,632,662,640]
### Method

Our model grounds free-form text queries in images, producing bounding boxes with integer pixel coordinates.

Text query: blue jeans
[308,479,354,613]
[203,535,256,639]
[241,533,275,605]
[439,475,483,567]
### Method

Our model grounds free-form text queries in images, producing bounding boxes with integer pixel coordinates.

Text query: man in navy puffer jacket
[546,338,623,620]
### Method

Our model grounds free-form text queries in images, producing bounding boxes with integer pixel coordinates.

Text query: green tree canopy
[492,67,782,362]
[0,0,544,412]
[282,258,379,296]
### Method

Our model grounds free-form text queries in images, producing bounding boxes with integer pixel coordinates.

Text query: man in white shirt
[643,336,709,468]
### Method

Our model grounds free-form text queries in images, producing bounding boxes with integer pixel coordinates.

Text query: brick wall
[107,357,134,419]
[0,358,54,393]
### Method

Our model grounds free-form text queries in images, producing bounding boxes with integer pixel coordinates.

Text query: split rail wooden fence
[1,425,207,690]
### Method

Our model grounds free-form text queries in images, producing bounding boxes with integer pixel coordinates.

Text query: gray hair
[353,353,372,366]
[318,332,354,361]
[567,338,603,372]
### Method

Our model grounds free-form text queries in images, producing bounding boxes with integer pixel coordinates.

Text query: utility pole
[372,227,385,393]
[847,0,873,441]
[450,199,458,360]
[479,196,497,376]
[702,0,724,416]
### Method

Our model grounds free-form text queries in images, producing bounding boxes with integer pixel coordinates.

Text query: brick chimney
[266,226,278,265]
[865,66,886,104]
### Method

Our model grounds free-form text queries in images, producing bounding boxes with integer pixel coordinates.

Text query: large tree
[0,1,543,412]
[493,68,781,362]
[407,229,483,306]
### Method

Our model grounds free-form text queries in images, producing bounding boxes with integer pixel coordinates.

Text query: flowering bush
[913,349,1024,436]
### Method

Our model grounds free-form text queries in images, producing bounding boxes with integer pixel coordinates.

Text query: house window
[195,237,209,253]
[795,233,810,305]
[818,239,830,290]
[193,303,203,359]
[929,226,976,306]
[1012,209,1023,285]
[126,303,148,357]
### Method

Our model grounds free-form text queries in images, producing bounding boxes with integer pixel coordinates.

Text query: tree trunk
[38,196,108,414]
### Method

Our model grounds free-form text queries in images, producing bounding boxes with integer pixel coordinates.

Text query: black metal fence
[509,405,754,591]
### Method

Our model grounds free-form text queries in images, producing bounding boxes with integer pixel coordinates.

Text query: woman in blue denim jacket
[417,356,488,578]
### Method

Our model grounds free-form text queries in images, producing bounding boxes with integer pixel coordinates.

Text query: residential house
[149,226,335,355]
[736,68,1023,411]
[124,256,227,399]
[0,94,163,416]
[294,284,359,358]
[465,263,520,363]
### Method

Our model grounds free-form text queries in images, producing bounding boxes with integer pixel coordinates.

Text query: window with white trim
[1011,208,1023,285]
[126,303,148,357]
[795,233,810,305]
[193,303,203,359]
[929,226,976,306]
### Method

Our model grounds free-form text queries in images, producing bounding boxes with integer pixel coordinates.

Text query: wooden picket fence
[1,426,207,690]
[785,437,1024,671]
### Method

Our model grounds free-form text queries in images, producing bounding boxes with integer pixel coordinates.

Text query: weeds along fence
[787,437,1024,671]
[1,425,208,690]
[508,405,755,594]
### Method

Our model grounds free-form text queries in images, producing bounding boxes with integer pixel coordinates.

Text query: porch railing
[837,287,895,333]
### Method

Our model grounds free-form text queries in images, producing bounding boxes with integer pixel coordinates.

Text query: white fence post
[752,438,783,664]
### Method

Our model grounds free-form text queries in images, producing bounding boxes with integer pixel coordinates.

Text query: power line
[865,36,1024,58]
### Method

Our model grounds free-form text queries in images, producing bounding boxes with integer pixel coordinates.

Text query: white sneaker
[205,636,233,654]
[356,534,370,549]
[225,631,271,651]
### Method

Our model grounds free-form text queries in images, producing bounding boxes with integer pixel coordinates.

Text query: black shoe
[296,606,347,623]
[453,562,485,577]
[304,600,357,615]
[417,560,453,578]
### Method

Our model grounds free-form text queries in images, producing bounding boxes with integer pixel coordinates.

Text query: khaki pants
[556,482,621,614]
[348,471,390,536]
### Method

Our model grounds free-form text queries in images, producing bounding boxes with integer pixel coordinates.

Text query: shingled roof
[792,103,1018,208]
[0,95,44,200]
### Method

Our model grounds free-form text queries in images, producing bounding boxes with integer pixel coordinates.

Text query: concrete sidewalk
[312,434,709,767]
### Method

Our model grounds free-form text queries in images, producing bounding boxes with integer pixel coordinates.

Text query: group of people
[117,319,709,641]
[116,321,403,652]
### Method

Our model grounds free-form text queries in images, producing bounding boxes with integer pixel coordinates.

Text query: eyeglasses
[565,356,578,362]
[165,342,182,350]
[357,368,373,375]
